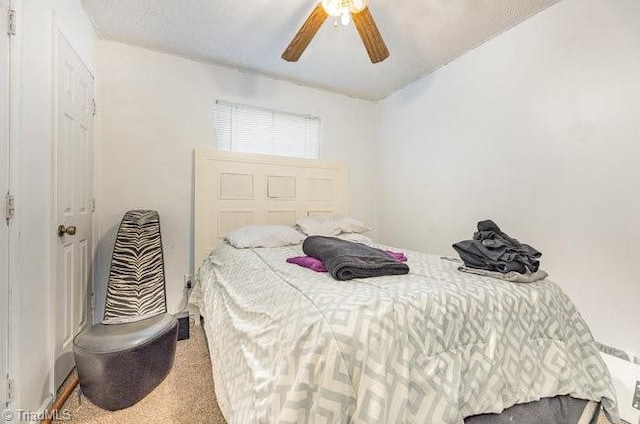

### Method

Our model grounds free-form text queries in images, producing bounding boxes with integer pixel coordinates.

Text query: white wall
[96,41,377,318]
[374,0,640,355]
[12,0,97,412]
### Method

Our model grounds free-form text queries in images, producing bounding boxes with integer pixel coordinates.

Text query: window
[215,100,320,159]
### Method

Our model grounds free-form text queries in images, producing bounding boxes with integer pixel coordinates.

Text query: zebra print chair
[73,210,178,411]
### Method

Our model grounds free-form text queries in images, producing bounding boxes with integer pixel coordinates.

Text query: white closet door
[0,0,11,411]
[53,29,94,390]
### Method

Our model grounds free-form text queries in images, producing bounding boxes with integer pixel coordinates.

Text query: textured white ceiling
[82,0,560,100]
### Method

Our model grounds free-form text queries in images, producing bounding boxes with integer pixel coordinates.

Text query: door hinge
[7,378,15,402]
[92,98,96,116]
[90,197,96,213]
[7,9,16,36]
[5,193,15,223]
[90,292,96,309]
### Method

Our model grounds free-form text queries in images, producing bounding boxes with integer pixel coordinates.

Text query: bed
[192,150,618,424]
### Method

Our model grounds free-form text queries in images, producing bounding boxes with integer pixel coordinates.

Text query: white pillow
[225,225,305,249]
[335,233,374,246]
[295,215,371,236]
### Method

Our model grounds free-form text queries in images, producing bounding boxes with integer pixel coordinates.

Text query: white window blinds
[215,100,320,159]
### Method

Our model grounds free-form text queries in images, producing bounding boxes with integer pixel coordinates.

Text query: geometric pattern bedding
[197,242,619,424]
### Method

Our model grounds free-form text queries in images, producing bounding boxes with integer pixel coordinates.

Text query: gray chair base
[73,314,178,411]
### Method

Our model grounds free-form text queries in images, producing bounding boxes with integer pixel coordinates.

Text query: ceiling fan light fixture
[321,0,368,18]
[282,0,388,64]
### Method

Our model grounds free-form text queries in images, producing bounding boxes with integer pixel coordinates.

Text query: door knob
[58,225,77,237]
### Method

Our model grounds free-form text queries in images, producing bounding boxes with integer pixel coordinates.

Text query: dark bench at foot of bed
[464,396,600,424]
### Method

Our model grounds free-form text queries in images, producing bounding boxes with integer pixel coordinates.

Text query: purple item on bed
[385,251,408,262]
[286,256,328,272]
[287,251,407,273]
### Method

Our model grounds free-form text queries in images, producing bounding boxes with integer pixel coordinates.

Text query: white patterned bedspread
[197,242,618,424]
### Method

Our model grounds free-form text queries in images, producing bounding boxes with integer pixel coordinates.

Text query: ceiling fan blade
[352,6,389,64]
[282,4,328,62]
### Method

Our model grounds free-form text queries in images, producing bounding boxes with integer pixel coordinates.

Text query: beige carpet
[60,324,616,423]
[62,324,226,423]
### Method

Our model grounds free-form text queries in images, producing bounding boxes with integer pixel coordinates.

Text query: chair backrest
[104,210,167,319]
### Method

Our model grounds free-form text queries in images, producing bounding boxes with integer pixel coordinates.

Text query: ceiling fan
[282,0,389,64]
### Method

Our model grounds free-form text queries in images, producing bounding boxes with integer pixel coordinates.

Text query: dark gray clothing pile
[303,235,410,281]
[452,220,541,274]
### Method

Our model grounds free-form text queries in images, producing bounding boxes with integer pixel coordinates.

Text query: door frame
[49,15,96,395]
[2,0,20,414]
[1,0,12,411]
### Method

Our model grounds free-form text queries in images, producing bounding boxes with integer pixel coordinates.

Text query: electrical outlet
[184,274,193,287]
[633,380,640,410]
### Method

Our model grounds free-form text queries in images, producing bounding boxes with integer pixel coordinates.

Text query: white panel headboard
[194,149,348,269]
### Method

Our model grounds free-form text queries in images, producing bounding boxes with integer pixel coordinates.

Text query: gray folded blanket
[302,236,410,281]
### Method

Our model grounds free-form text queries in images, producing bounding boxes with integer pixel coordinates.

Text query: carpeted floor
[60,324,617,424]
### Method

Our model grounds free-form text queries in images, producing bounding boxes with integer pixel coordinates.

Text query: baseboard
[38,394,54,413]
[27,393,55,421]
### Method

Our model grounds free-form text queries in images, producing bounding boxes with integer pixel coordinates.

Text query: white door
[53,30,94,390]
[0,0,11,411]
